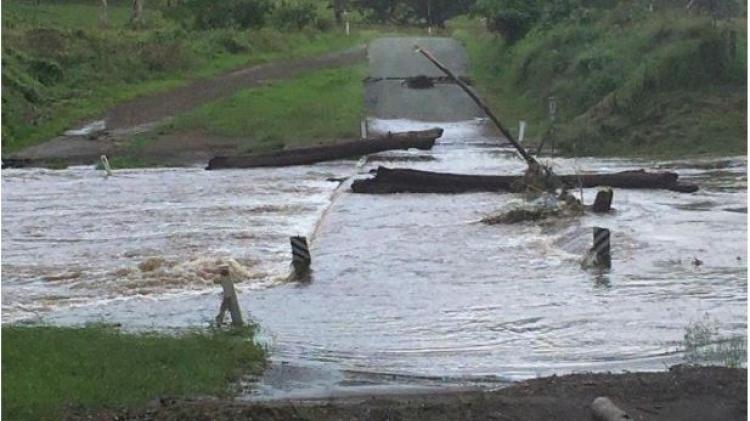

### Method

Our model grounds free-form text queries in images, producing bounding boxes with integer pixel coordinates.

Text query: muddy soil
[71,366,746,421]
[10,47,366,166]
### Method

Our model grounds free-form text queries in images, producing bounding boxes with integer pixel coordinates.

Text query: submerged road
[365,37,483,121]
[3,37,746,401]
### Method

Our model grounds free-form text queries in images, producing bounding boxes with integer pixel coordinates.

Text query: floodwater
[2,118,747,397]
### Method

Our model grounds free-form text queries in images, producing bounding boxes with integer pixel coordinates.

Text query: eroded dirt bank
[73,366,745,421]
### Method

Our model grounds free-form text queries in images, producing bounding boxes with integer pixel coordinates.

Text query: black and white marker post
[591,227,612,269]
[290,236,311,279]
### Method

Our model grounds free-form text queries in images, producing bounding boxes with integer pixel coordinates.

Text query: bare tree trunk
[333,0,345,24]
[206,129,443,170]
[100,0,109,28]
[351,167,699,194]
[130,0,144,29]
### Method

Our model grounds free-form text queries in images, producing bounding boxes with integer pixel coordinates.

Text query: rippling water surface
[2,119,746,389]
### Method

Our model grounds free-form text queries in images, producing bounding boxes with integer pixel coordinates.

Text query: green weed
[683,315,747,369]
[2,325,266,421]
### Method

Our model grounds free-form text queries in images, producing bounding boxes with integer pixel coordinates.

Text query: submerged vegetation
[683,315,747,369]
[454,0,747,157]
[2,325,265,421]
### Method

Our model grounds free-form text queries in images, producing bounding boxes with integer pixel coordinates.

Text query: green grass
[2,0,157,30]
[2,325,266,421]
[451,8,747,158]
[2,0,379,155]
[167,64,366,153]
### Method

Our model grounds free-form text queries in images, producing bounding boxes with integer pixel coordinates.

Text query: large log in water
[351,167,699,194]
[206,128,443,170]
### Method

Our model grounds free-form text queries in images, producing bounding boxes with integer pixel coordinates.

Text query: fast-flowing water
[2,119,746,396]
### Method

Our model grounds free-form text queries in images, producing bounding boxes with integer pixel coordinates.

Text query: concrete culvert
[404,75,434,89]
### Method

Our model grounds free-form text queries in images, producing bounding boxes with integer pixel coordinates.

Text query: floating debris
[404,75,434,89]
[482,192,583,225]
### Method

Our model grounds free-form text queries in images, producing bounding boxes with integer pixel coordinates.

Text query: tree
[130,0,144,28]
[100,0,109,27]
[352,0,401,23]
[687,0,741,22]
[331,0,348,23]
[353,0,474,25]
[409,0,475,28]
[474,0,540,43]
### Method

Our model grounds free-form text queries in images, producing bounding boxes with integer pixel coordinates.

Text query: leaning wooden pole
[415,45,538,167]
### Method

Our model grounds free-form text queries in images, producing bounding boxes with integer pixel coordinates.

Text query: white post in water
[518,120,527,143]
[215,266,243,327]
[361,119,368,139]
[100,154,112,177]
[548,96,558,153]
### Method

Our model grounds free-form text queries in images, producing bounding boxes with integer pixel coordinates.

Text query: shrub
[273,1,318,30]
[28,58,64,85]
[216,30,253,54]
[165,0,274,30]
[475,0,541,43]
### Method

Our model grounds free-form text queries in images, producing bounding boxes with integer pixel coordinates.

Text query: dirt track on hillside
[10,46,366,165]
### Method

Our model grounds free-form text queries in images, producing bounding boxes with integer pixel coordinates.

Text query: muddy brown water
[2,118,746,398]
[2,37,747,399]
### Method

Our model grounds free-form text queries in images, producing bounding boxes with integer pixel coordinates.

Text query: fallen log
[351,167,699,194]
[206,128,443,170]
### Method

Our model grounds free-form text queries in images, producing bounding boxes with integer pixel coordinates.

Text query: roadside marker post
[591,227,612,269]
[518,120,527,143]
[100,154,112,177]
[215,267,244,327]
[290,236,311,278]
[592,188,613,213]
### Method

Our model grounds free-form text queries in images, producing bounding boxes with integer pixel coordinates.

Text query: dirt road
[9,46,366,165]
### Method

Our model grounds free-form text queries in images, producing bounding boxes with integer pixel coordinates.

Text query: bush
[475,0,541,43]
[273,1,318,30]
[165,0,274,29]
[28,58,64,85]
[215,30,253,54]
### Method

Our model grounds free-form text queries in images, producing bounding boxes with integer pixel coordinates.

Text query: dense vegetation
[1,0,369,154]
[455,0,746,156]
[2,325,265,421]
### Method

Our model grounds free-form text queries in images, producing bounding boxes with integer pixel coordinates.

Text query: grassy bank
[2,325,265,421]
[452,6,746,157]
[2,0,375,155]
[165,64,365,153]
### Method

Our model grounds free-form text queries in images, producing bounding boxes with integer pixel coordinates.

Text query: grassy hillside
[453,5,746,157]
[1,0,372,155]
